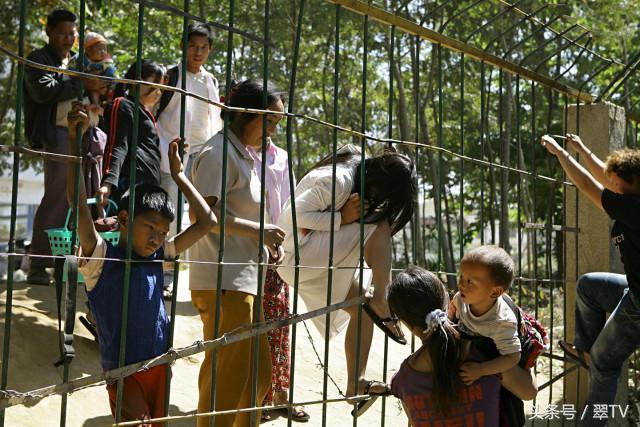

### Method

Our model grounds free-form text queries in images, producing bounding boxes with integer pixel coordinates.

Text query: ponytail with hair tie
[423,309,447,336]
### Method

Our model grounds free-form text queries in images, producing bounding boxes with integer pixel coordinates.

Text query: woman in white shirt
[277,145,416,405]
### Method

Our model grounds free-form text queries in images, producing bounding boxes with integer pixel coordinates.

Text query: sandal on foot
[362,303,407,345]
[162,288,173,301]
[270,406,310,422]
[559,340,589,370]
[260,410,272,422]
[350,380,392,417]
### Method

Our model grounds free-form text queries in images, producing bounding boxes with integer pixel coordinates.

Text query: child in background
[84,31,116,105]
[66,102,216,424]
[449,245,537,400]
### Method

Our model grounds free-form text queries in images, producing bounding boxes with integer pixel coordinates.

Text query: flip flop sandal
[362,303,407,345]
[350,380,392,417]
[260,410,272,422]
[559,340,589,370]
[270,406,310,423]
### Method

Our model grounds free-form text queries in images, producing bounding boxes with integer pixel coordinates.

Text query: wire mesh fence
[0,0,639,426]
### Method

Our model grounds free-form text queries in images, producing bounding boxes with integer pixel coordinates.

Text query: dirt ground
[0,269,415,427]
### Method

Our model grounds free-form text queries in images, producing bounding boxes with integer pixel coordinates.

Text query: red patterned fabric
[262,268,291,405]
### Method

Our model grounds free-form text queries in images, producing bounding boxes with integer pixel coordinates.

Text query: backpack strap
[156,65,179,119]
[54,254,79,367]
[501,294,522,332]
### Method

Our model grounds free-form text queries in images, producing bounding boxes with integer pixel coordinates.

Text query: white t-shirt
[186,71,210,152]
[452,292,521,356]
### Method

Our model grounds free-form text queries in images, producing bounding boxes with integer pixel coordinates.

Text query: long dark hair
[313,147,416,235]
[221,79,285,129]
[113,59,166,99]
[387,266,465,415]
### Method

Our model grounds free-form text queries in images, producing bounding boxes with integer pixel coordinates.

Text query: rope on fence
[110,395,370,427]
[0,295,366,410]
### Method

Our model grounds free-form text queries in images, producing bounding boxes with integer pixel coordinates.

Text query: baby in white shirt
[449,245,537,400]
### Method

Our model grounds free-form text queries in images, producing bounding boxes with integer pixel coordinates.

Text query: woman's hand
[263,223,286,253]
[340,193,361,225]
[540,135,564,156]
[95,184,111,207]
[168,138,183,177]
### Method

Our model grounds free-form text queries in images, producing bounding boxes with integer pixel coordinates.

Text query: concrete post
[564,102,627,423]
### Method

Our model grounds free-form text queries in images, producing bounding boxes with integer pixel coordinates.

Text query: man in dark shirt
[23,9,105,285]
[540,134,640,427]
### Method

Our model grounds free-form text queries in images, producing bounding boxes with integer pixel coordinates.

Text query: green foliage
[0,0,638,281]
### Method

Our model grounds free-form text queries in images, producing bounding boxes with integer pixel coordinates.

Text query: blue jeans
[573,273,640,426]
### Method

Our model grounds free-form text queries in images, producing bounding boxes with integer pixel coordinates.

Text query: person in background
[189,79,285,427]
[155,22,222,298]
[541,134,640,426]
[83,31,117,106]
[277,144,416,411]
[246,140,309,422]
[386,266,502,426]
[24,8,106,285]
[97,60,165,205]
[67,102,216,425]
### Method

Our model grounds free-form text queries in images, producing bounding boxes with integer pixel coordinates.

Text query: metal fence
[0,0,639,426]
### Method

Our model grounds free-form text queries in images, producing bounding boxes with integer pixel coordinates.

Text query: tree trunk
[420,108,457,289]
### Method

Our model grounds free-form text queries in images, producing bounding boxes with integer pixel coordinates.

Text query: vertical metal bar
[210,2,234,424]
[351,7,368,427]
[414,36,420,266]
[286,2,305,426]
[0,0,26,424]
[479,62,485,245]
[322,5,340,425]
[115,2,144,421]
[516,76,523,305]
[437,44,444,271]
[60,1,86,424]
[388,25,395,146]
[574,97,582,405]
[164,0,190,416]
[498,69,508,249]
[561,90,568,427]
[530,81,539,422]
[545,88,555,427]
[249,1,270,425]
[459,53,465,263]
[380,21,396,427]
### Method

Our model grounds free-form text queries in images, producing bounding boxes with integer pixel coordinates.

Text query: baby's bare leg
[501,365,538,401]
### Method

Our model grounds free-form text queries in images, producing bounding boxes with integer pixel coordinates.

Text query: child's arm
[459,352,520,385]
[169,139,218,254]
[66,103,100,257]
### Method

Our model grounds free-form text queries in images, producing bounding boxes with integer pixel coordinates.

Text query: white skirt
[277,222,377,338]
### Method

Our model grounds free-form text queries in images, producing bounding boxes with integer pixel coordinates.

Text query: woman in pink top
[247,140,309,422]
